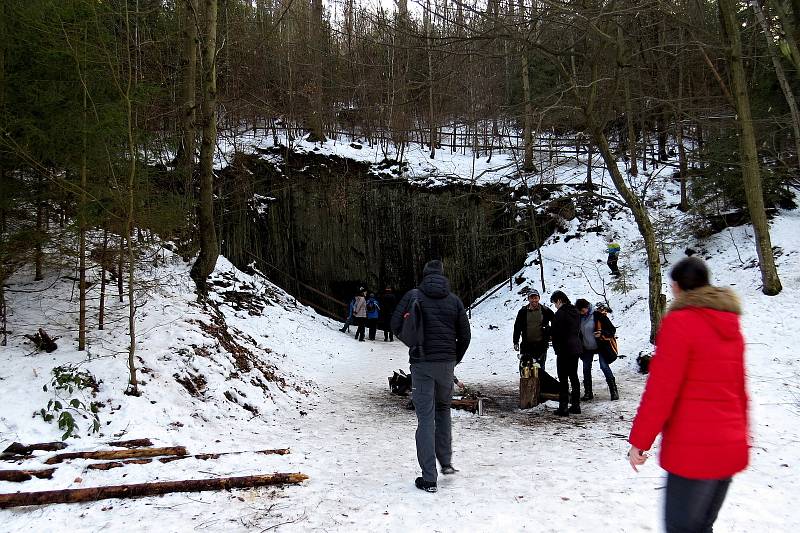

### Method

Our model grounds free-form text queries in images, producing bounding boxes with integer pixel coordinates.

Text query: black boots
[415,477,437,493]
[581,379,594,401]
[608,377,619,401]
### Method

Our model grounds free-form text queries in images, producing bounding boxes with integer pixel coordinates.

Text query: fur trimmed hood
[668,285,741,315]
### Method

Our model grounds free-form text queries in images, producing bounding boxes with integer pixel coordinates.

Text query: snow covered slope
[2,172,799,532]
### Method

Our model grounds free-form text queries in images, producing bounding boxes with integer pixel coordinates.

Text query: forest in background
[1,0,799,392]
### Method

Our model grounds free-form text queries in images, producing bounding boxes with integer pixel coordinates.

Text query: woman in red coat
[628,257,749,532]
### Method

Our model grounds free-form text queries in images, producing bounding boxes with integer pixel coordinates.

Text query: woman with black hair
[549,290,582,416]
[628,257,749,532]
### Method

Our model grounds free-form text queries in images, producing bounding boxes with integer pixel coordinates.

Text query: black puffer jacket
[551,303,582,356]
[391,272,471,364]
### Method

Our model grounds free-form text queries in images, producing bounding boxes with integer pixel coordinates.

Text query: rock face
[218,149,556,317]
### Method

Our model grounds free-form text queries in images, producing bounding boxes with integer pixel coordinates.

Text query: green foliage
[692,133,793,212]
[36,365,101,440]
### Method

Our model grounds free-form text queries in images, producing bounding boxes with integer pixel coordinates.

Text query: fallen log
[106,439,154,449]
[87,449,291,470]
[159,448,290,464]
[0,469,56,482]
[0,472,309,508]
[2,442,68,459]
[45,446,188,465]
[87,459,152,471]
[23,328,58,353]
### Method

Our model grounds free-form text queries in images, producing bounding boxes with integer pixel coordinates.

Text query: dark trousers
[665,473,732,533]
[520,340,548,374]
[607,254,619,275]
[367,318,378,340]
[556,352,580,411]
[383,322,394,341]
[411,361,455,483]
[354,317,366,341]
[340,315,353,332]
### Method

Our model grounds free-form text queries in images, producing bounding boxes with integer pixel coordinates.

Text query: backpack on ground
[397,289,425,360]
[388,369,412,396]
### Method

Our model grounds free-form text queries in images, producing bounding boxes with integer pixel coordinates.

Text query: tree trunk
[78,24,88,352]
[589,123,664,342]
[190,0,220,287]
[0,473,308,509]
[98,227,108,330]
[618,27,637,177]
[521,50,534,172]
[426,0,436,159]
[35,175,44,281]
[178,0,198,202]
[719,0,783,295]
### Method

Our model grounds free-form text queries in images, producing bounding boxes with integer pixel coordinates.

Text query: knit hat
[423,260,444,276]
[528,289,540,297]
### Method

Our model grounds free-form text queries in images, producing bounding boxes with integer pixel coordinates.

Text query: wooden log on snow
[0,472,309,508]
[0,468,56,482]
[87,449,290,470]
[158,448,291,464]
[45,446,188,465]
[519,366,541,409]
[87,459,153,471]
[23,328,58,353]
[2,441,68,459]
[106,439,154,449]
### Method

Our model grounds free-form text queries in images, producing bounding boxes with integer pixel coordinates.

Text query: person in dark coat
[513,289,555,373]
[379,287,397,341]
[391,260,471,494]
[549,290,582,416]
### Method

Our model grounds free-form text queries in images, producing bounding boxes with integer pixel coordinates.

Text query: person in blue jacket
[607,240,621,276]
[366,293,381,340]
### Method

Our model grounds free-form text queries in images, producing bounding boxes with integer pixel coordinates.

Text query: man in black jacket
[513,289,555,373]
[549,290,582,416]
[379,286,397,342]
[391,260,471,493]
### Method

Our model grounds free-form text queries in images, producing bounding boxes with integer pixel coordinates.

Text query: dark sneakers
[568,404,581,414]
[441,465,458,475]
[415,477,437,493]
[555,408,569,416]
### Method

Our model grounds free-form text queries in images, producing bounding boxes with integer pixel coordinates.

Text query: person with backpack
[628,257,748,533]
[379,287,397,342]
[391,260,471,494]
[352,287,368,342]
[513,289,554,374]
[549,290,581,416]
[366,293,380,340]
[575,299,618,401]
[339,293,357,333]
[593,302,619,400]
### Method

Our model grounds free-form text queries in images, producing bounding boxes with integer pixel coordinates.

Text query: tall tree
[190,0,220,287]
[719,0,782,295]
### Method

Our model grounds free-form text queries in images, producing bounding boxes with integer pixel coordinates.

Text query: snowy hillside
[2,162,799,531]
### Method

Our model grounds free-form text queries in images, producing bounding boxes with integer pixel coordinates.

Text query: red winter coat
[629,286,749,479]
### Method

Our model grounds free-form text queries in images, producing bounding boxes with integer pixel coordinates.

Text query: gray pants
[410,361,455,482]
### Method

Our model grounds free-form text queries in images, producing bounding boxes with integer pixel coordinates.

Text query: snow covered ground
[2,156,799,531]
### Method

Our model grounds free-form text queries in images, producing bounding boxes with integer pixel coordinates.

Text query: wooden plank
[0,469,56,482]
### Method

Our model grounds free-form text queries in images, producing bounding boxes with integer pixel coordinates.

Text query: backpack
[388,369,412,396]
[397,289,425,361]
[366,300,377,313]
[595,317,618,364]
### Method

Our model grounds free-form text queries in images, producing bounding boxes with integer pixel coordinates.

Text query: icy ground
[2,194,800,530]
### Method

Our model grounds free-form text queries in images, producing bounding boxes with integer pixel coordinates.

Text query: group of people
[339,287,397,342]
[512,289,619,415]
[387,256,747,533]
